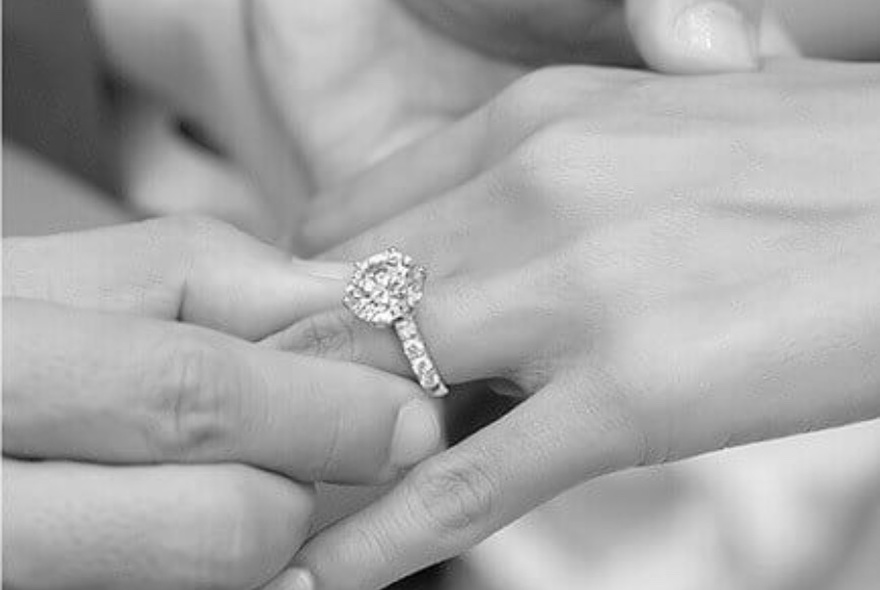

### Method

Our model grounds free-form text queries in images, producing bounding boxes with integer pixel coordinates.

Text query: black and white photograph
[3,1,880,589]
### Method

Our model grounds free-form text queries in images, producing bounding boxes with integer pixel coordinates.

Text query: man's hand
[272,59,880,590]
[3,217,442,590]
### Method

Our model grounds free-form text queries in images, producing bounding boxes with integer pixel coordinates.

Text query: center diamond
[344,248,427,326]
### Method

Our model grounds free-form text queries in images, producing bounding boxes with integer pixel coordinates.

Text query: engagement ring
[343,248,449,397]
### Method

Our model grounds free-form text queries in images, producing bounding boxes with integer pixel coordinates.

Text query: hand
[3,217,442,590]
[250,0,766,193]
[89,0,312,244]
[274,59,880,589]
[87,0,767,244]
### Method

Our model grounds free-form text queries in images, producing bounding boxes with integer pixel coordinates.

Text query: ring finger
[270,255,578,392]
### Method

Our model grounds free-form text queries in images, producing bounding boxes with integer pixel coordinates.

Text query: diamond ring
[343,248,449,397]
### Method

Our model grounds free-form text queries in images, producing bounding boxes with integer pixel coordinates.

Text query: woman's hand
[251,0,766,193]
[3,217,442,590]
[274,59,880,589]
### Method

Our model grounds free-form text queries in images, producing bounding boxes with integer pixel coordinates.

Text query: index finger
[3,216,348,340]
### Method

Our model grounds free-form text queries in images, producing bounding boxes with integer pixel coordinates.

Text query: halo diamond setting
[343,248,426,327]
[343,248,448,397]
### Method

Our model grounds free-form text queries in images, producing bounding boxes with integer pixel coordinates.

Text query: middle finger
[305,66,645,251]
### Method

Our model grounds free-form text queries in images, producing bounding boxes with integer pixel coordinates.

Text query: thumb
[627,0,764,74]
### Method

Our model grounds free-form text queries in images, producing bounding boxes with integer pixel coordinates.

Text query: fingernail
[391,399,441,469]
[274,568,314,590]
[674,2,759,71]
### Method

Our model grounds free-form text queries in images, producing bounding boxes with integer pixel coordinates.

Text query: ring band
[343,248,449,397]
[393,315,448,397]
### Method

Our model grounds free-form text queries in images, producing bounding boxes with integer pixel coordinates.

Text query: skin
[9,2,763,587]
[89,0,765,247]
[249,0,764,194]
[2,216,443,590]
[90,0,311,245]
[270,59,880,590]
[16,1,876,587]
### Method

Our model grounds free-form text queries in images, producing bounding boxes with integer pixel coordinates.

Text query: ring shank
[393,315,449,397]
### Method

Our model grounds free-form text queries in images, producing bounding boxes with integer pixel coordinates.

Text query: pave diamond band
[343,248,449,397]
[394,316,448,397]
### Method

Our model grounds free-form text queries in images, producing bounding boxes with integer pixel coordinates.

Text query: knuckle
[494,72,552,125]
[489,66,604,137]
[494,68,570,121]
[406,454,498,544]
[152,331,244,459]
[591,326,687,469]
[487,68,573,146]
[289,312,359,361]
[505,120,592,205]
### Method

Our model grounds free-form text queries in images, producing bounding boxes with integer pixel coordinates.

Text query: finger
[3,216,348,340]
[269,261,573,389]
[321,169,520,275]
[92,0,312,232]
[305,66,643,253]
[626,0,763,74]
[304,117,488,254]
[4,459,313,590]
[4,299,442,483]
[116,96,280,241]
[249,0,483,190]
[317,126,615,274]
[291,376,643,590]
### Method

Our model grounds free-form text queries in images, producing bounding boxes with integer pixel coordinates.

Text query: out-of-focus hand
[272,59,880,590]
[251,0,766,196]
[3,217,442,590]
[89,0,311,245]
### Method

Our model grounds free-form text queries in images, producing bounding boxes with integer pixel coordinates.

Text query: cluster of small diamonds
[395,317,447,396]
[343,248,426,326]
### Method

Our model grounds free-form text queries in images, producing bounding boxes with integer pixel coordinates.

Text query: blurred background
[5,1,880,589]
